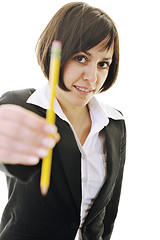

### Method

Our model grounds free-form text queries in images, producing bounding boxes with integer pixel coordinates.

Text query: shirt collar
[26,82,124,128]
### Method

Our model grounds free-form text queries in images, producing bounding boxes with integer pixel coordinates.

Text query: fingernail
[44,124,57,134]
[42,137,56,148]
[36,148,48,158]
[28,156,39,164]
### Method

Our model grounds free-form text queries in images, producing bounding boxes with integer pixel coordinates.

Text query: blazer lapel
[54,116,82,213]
[84,119,122,224]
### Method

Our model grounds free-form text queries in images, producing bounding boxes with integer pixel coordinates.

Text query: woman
[0,2,126,240]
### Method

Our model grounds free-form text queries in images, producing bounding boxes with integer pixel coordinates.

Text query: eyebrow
[84,51,91,56]
[84,51,112,61]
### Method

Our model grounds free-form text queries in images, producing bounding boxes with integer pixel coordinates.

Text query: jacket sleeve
[0,162,41,183]
[103,120,126,240]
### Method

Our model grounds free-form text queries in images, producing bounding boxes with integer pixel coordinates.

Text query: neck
[57,100,91,145]
[57,98,88,123]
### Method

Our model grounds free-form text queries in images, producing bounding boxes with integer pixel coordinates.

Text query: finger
[0,136,50,160]
[0,104,57,134]
[0,117,59,148]
[0,148,40,165]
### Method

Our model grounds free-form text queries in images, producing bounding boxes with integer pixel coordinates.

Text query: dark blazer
[0,89,126,240]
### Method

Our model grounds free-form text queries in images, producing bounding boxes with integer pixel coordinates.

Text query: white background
[0,0,160,239]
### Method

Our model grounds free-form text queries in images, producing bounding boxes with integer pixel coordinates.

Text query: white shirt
[27,83,124,239]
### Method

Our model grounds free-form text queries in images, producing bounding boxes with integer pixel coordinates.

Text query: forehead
[88,38,114,58]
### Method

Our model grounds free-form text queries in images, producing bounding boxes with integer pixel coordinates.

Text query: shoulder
[92,97,124,120]
[0,88,36,106]
[97,100,126,137]
[0,88,45,117]
[90,97,126,138]
[101,103,124,120]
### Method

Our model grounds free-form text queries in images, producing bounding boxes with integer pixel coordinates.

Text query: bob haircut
[36,2,119,92]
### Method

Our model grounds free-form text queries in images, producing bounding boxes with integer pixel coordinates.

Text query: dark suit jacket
[0,89,126,240]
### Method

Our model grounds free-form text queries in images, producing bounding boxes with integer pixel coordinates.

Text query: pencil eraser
[52,40,61,48]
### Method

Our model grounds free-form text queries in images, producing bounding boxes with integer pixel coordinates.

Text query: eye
[74,55,87,63]
[98,61,111,69]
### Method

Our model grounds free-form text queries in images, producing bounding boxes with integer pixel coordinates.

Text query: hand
[0,104,60,165]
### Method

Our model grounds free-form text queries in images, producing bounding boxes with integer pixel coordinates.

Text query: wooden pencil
[40,40,61,195]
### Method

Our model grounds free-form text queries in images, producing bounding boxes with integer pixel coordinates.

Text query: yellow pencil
[40,40,61,195]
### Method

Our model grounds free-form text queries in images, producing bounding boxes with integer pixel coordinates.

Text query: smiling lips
[74,85,94,93]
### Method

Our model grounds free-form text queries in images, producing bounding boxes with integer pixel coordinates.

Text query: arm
[0,91,59,182]
[0,160,42,183]
[103,120,126,239]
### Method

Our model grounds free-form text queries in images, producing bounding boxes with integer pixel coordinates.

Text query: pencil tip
[41,186,48,196]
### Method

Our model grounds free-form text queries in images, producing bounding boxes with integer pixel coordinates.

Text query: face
[56,38,114,109]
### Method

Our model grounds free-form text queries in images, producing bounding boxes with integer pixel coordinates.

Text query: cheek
[62,65,73,87]
[98,71,108,87]
[63,64,82,86]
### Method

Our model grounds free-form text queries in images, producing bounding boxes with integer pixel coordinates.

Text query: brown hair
[36,2,119,92]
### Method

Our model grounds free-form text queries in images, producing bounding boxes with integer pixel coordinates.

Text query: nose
[83,63,97,83]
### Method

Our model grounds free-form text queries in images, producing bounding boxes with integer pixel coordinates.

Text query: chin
[72,98,90,107]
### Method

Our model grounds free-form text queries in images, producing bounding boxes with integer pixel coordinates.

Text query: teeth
[75,86,91,92]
